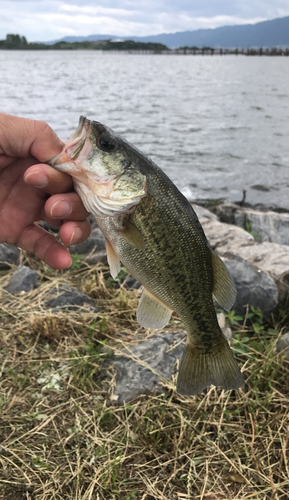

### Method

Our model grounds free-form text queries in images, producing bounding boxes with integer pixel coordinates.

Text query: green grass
[0,253,289,499]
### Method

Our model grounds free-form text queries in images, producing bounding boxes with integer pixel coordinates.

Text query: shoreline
[1,48,289,56]
[190,197,289,214]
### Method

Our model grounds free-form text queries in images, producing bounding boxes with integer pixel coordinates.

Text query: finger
[59,219,91,246]
[40,216,91,245]
[30,121,65,162]
[0,155,16,169]
[45,192,89,220]
[24,163,74,194]
[16,224,72,269]
[0,113,64,161]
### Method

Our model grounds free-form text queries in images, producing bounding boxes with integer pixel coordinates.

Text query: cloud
[59,4,137,17]
[0,0,289,42]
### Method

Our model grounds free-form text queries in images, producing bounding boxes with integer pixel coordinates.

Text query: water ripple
[0,51,289,209]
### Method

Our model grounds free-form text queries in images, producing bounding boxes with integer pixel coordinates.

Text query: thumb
[0,113,64,162]
[30,120,65,162]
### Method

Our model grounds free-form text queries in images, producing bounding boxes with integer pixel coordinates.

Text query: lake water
[1,50,289,209]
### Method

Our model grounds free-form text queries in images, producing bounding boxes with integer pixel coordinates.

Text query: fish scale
[49,115,244,396]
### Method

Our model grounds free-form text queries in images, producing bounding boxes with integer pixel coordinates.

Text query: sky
[1,0,289,42]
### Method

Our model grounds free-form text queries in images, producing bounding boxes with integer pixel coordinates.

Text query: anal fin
[105,239,121,279]
[137,288,172,329]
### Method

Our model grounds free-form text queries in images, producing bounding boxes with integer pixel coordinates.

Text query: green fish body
[49,116,244,396]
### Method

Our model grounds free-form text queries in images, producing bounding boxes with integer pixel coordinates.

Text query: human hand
[0,113,91,269]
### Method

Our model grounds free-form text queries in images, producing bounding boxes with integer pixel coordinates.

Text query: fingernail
[50,200,72,218]
[70,227,82,245]
[25,171,48,187]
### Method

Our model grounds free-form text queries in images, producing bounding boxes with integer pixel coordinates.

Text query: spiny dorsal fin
[210,249,236,311]
[119,220,145,250]
[137,288,173,329]
[106,239,121,279]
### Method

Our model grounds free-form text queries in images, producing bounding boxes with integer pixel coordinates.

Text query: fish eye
[99,135,116,152]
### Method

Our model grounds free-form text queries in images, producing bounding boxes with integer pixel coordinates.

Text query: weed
[70,253,83,270]
[223,309,243,326]
[0,259,289,499]
[232,333,250,354]
[245,220,261,240]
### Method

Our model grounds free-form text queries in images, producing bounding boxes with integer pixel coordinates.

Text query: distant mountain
[44,34,117,45]
[44,16,289,48]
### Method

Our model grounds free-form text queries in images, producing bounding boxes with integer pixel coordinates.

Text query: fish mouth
[48,116,92,168]
[48,115,147,218]
[66,116,91,160]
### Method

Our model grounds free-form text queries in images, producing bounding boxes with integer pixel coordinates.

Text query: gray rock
[121,275,142,290]
[210,202,289,246]
[192,204,220,223]
[103,331,185,404]
[69,223,108,266]
[45,285,98,312]
[232,240,289,273]
[0,243,20,270]
[84,250,108,266]
[276,270,289,303]
[103,311,233,405]
[209,202,239,225]
[70,225,106,255]
[193,204,289,302]
[235,209,289,245]
[224,258,278,316]
[192,203,255,251]
[275,332,289,360]
[4,265,39,294]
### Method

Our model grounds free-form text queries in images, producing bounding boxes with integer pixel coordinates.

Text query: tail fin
[177,334,244,396]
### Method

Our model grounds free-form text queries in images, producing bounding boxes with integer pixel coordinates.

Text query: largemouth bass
[49,116,244,396]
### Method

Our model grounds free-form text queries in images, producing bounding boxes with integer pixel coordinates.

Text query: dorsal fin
[136,288,173,329]
[210,249,236,311]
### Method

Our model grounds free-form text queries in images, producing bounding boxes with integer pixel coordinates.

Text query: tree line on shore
[1,33,289,55]
[0,34,168,52]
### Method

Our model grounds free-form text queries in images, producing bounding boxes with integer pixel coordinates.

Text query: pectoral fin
[119,220,145,250]
[136,288,173,329]
[211,249,236,311]
[106,239,121,279]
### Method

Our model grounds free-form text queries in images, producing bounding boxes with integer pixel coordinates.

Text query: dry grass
[0,253,289,500]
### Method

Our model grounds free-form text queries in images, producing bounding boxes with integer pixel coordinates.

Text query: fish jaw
[48,116,94,175]
[48,116,147,217]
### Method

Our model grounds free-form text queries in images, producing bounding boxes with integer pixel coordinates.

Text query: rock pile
[192,204,289,310]
[212,202,289,245]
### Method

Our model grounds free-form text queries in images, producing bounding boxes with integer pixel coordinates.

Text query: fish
[48,116,244,396]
